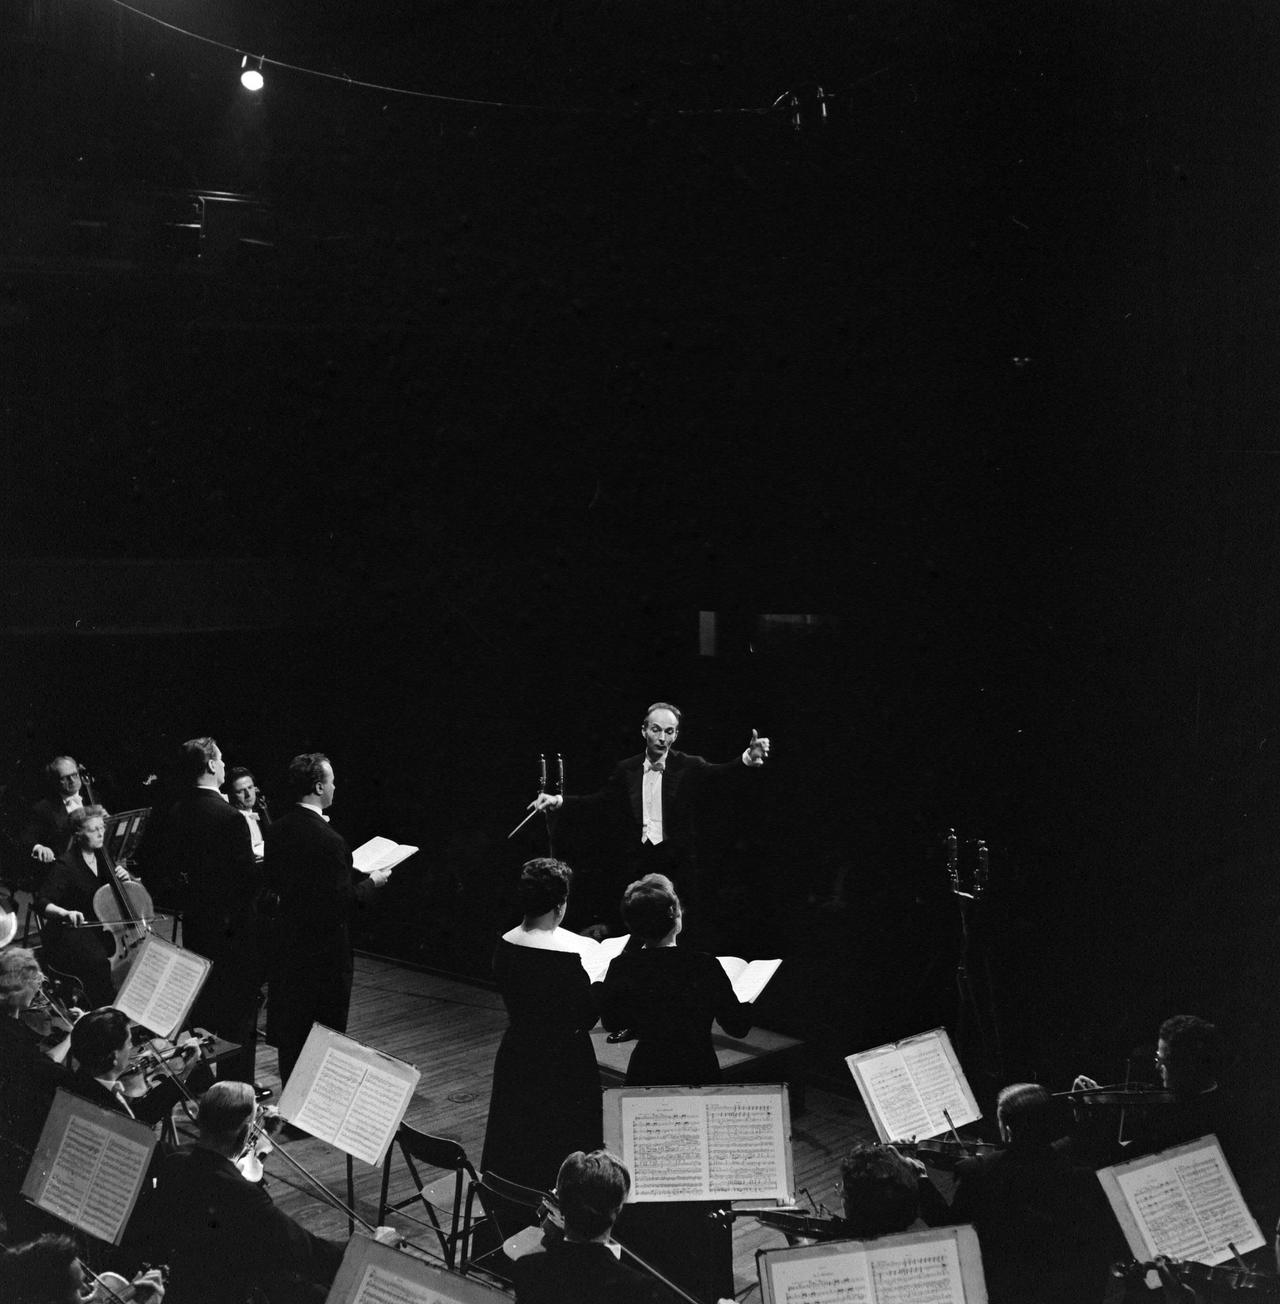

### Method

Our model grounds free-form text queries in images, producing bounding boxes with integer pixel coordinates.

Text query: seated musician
[0,948,70,1239]
[0,1233,164,1304]
[35,805,129,1009]
[839,1143,949,1236]
[947,1083,1119,1304]
[512,1149,665,1304]
[66,1008,193,1128]
[144,1081,397,1304]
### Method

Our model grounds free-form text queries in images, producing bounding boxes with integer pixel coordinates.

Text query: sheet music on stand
[1097,1134,1264,1270]
[325,1235,511,1304]
[845,1027,981,1143]
[757,1225,988,1304]
[278,1024,420,1168]
[602,1084,794,1205]
[103,808,150,865]
[112,934,211,1038]
[21,1089,157,1246]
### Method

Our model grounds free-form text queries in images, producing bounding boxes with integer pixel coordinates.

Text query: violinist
[0,1233,164,1304]
[0,948,70,1239]
[512,1149,664,1304]
[36,805,126,1008]
[67,1009,191,1128]
[146,1081,398,1304]
[946,1083,1120,1304]
[839,1142,949,1237]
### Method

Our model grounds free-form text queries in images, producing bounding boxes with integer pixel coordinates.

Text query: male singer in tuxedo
[264,754,392,1086]
[154,738,264,1090]
[528,702,770,934]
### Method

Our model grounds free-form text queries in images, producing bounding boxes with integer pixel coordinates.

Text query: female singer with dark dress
[481,858,603,1191]
[600,874,753,1086]
[35,805,122,1010]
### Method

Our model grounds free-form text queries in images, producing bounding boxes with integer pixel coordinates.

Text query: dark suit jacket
[513,1239,665,1304]
[265,806,379,972]
[144,1143,344,1304]
[23,797,76,859]
[155,788,259,973]
[67,1068,186,1129]
[564,749,747,862]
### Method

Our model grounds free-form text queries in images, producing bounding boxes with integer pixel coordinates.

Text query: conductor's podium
[591,1024,806,1113]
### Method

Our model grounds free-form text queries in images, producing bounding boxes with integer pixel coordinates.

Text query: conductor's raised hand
[746,729,771,766]
[527,792,564,813]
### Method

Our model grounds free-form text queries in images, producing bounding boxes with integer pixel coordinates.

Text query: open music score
[22,1089,156,1246]
[757,1225,988,1304]
[845,1028,980,1143]
[326,1235,511,1304]
[1098,1134,1264,1269]
[575,933,781,998]
[279,1025,420,1168]
[603,1084,794,1204]
[111,933,211,1038]
[352,837,419,875]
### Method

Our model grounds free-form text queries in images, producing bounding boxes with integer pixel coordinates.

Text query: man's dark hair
[517,858,573,917]
[0,1233,80,1304]
[556,1150,631,1239]
[180,736,220,782]
[839,1143,921,1237]
[227,766,256,789]
[70,1008,131,1077]
[287,752,330,799]
[621,873,680,943]
[1159,1014,1222,1091]
[996,1083,1059,1146]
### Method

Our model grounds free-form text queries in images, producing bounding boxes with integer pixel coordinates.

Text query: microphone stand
[947,832,1003,1086]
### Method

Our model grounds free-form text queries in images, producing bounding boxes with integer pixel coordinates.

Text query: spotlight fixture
[240,54,265,92]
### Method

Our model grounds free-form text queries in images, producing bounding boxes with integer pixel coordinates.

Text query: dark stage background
[3,0,1280,1103]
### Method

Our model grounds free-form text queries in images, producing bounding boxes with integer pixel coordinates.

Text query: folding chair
[460,1169,555,1285]
[377,1123,479,1268]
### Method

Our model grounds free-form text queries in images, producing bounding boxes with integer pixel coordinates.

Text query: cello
[92,845,155,988]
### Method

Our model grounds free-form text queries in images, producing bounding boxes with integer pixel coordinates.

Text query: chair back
[460,1170,555,1280]
[378,1122,478,1268]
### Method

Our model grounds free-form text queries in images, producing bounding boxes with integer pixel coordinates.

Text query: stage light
[240,55,265,92]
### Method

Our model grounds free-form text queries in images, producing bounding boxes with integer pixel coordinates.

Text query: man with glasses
[527,702,770,937]
[23,756,89,868]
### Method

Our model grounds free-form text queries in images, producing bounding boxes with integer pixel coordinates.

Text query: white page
[900,1032,979,1134]
[851,1048,931,1141]
[767,1246,874,1304]
[113,935,209,1037]
[727,958,782,1004]
[37,1112,151,1243]
[292,1046,369,1139]
[333,1061,415,1167]
[621,1095,708,1200]
[867,1233,968,1304]
[705,1095,790,1202]
[352,837,418,874]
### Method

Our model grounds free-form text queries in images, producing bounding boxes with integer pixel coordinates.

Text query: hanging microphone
[555,754,565,795]
[945,828,959,891]
[538,754,548,792]
[975,841,989,898]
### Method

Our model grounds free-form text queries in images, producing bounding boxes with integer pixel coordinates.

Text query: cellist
[36,805,138,1007]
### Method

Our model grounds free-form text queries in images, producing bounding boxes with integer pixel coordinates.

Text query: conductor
[527,702,769,933]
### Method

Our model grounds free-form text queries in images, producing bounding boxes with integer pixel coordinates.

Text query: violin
[897,1136,1008,1171]
[120,1029,214,1097]
[21,974,85,1062]
[1058,1079,1180,1110]
[235,1107,282,1182]
[1113,1258,1280,1297]
[82,1263,168,1304]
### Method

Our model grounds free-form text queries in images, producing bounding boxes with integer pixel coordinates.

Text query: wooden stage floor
[209,953,881,1300]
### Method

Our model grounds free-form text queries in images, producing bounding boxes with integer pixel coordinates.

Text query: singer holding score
[527,702,770,938]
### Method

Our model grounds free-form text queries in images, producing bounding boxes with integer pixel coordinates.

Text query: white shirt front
[641,758,665,845]
[239,809,265,859]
